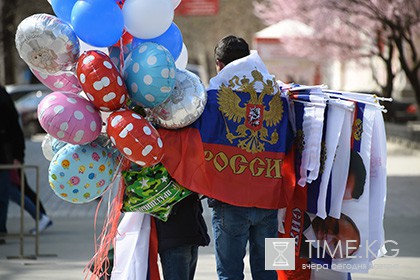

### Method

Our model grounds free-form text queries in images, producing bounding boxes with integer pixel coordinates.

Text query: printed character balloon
[106,109,163,166]
[31,68,82,93]
[76,50,128,111]
[124,42,176,108]
[15,14,80,74]
[49,139,117,203]
[151,69,207,129]
[38,92,102,144]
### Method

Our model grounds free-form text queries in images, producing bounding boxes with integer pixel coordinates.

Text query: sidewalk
[0,210,224,280]
[0,138,419,279]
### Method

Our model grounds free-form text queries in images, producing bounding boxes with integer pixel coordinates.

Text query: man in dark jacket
[0,85,25,243]
[155,193,210,280]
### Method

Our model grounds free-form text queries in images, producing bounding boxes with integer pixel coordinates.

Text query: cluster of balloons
[16,0,207,204]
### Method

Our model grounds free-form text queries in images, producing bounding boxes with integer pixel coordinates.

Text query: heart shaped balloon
[49,139,117,203]
[124,42,176,108]
[31,68,82,93]
[77,50,128,111]
[15,14,80,74]
[151,69,207,129]
[106,108,163,166]
[38,92,102,144]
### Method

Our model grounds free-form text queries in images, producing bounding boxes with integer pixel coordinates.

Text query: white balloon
[171,0,181,9]
[175,43,188,69]
[41,134,55,161]
[123,0,174,39]
[41,134,67,161]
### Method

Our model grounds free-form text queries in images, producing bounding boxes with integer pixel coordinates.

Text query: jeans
[9,184,38,220]
[159,245,199,280]
[212,202,278,280]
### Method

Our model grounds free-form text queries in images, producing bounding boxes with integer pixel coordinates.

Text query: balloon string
[84,158,125,280]
[119,36,124,76]
[84,178,125,280]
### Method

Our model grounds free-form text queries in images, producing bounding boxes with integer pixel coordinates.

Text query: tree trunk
[403,67,420,105]
[2,1,18,84]
[384,43,394,97]
[393,31,420,105]
[372,40,395,121]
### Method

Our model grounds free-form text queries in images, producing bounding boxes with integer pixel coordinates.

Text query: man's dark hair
[340,213,360,238]
[349,150,366,199]
[214,35,250,66]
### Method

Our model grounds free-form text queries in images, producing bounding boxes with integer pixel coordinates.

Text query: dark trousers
[160,245,199,280]
[0,171,11,233]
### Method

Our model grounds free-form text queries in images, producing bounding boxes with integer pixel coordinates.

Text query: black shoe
[0,239,5,245]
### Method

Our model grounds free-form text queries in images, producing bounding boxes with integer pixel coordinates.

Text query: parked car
[5,84,52,137]
[6,83,50,101]
[15,90,51,137]
[384,100,418,123]
[357,90,418,123]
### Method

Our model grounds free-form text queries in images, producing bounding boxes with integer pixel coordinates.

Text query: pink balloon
[32,68,82,93]
[38,92,102,144]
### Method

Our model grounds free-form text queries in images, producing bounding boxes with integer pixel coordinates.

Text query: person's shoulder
[0,85,12,103]
[0,85,8,95]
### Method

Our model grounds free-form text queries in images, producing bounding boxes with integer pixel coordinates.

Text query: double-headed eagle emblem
[217,69,283,154]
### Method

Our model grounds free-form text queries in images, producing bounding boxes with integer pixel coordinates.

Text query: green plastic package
[122,163,191,221]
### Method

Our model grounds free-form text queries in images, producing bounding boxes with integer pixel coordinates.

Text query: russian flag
[159,51,295,209]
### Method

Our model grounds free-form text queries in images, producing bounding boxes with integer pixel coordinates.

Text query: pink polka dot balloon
[38,92,102,144]
[31,68,82,93]
[106,108,163,167]
[76,50,128,112]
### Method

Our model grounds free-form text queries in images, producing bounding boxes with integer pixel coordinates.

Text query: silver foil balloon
[15,14,80,75]
[41,134,55,161]
[151,69,207,129]
[41,134,67,161]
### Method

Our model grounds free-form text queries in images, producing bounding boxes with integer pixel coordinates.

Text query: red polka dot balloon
[106,109,163,167]
[76,50,128,112]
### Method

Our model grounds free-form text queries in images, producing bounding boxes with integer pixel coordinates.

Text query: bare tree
[175,0,266,79]
[1,0,18,84]
[254,0,420,104]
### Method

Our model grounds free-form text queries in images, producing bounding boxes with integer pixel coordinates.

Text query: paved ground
[0,136,419,279]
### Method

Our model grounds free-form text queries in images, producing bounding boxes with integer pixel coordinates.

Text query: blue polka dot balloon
[48,138,118,204]
[124,42,176,108]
